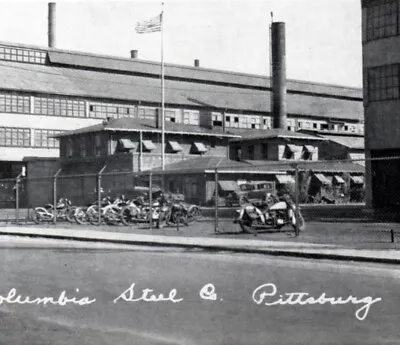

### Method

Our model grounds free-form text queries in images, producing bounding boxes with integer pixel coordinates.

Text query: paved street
[0,237,398,345]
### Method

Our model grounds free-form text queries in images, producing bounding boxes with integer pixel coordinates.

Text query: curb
[0,230,399,265]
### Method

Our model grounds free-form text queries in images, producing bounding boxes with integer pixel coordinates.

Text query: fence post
[149,170,153,230]
[53,169,62,225]
[97,165,107,225]
[294,163,300,237]
[214,168,219,233]
[15,175,20,225]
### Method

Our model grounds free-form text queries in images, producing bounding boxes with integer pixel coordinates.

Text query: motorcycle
[235,196,305,235]
[31,198,76,224]
[164,201,201,226]
[120,197,168,227]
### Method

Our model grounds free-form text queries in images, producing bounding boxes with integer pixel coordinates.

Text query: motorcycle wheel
[74,207,88,225]
[238,219,258,236]
[31,209,41,224]
[87,206,102,226]
[104,208,120,226]
[66,206,77,223]
[120,207,137,226]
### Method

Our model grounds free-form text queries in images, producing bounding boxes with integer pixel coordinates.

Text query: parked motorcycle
[120,197,168,226]
[235,195,305,235]
[31,198,76,224]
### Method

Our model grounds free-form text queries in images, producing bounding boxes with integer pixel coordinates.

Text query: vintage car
[225,181,276,207]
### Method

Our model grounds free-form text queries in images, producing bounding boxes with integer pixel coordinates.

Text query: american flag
[135,14,162,34]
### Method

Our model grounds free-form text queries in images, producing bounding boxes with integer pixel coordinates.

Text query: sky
[0,0,362,88]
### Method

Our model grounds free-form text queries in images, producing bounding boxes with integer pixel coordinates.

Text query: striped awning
[333,175,345,184]
[350,175,364,184]
[303,145,316,153]
[142,140,156,151]
[168,141,183,152]
[118,138,136,150]
[286,144,301,152]
[218,180,239,191]
[313,173,332,185]
[193,142,207,153]
[275,174,295,184]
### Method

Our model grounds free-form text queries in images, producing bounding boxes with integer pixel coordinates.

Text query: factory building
[361,0,400,210]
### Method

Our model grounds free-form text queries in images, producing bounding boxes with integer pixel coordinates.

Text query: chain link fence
[2,156,398,235]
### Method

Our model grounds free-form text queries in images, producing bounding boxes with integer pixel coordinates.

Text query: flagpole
[161,5,165,171]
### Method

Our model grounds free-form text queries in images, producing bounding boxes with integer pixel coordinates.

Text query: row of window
[34,129,63,148]
[0,127,61,148]
[368,64,400,101]
[0,94,30,114]
[34,97,86,117]
[365,0,400,41]
[0,46,46,64]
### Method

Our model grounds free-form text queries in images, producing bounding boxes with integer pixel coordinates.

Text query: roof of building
[318,134,365,149]
[138,156,365,175]
[144,156,284,175]
[247,160,365,173]
[0,41,361,98]
[0,41,363,121]
[229,128,325,142]
[54,117,241,138]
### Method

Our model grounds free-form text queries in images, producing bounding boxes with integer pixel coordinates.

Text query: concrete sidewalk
[0,226,399,265]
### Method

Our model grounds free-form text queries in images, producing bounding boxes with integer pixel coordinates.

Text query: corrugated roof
[147,157,281,174]
[45,48,362,99]
[54,117,240,138]
[247,160,365,173]
[319,134,365,149]
[230,128,325,142]
[0,58,363,121]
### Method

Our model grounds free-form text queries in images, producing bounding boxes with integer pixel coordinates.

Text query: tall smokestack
[48,2,56,48]
[271,22,287,129]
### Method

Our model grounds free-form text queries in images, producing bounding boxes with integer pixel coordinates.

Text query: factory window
[0,93,30,114]
[212,112,223,127]
[262,117,271,129]
[183,110,199,125]
[321,124,329,130]
[234,117,239,123]
[368,64,400,102]
[344,125,349,131]
[0,46,46,64]
[34,129,62,148]
[313,123,318,129]
[138,106,157,121]
[0,127,30,147]
[225,115,231,123]
[88,102,136,119]
[366,1,399,41]
[35,97,86,117]
[165,109,178,123]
